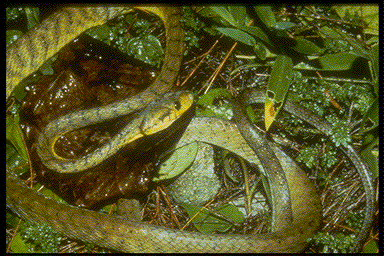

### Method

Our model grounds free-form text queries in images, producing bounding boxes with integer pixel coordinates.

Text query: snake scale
[7,113,322,252]
[6,5,372,252]
[35,90,194,174]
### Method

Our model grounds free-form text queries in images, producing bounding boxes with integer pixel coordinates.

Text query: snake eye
[174,100,181,110]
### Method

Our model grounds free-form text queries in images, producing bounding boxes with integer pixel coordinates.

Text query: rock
[167,142,221,205]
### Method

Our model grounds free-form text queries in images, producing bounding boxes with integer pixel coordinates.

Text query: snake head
[140,91,194,135]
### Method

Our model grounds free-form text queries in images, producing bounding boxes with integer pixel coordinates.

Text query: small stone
[167,142,221,205]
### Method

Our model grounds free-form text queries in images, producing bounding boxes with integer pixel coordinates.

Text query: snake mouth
[148,99,196,144]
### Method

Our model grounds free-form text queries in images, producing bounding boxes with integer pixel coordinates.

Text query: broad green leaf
[360,97,378,133]
[154,142,198,181]
[6,30,23,48]
[318,52,360,71]
[216,204,245,223]
[319,26,341,39]
[245,104,262,124]
[124,34,164,68]
[24,7,40,30]
[10,73,40,102]
[7,212,21,228]
[275,21,296,30]
[39,54,58,76]
[32,183,67,204]
[368,43,379,96]
[196,88,232,120]
[333,4,379,35]
[369,43,378,83]
[253,6,276,28]
[362,238,378,253]
[208,6,238,27]
[180,203,245,233]
[9,233,32,253]
[228,6,248,27]
[291,37,324,55]
[253,41,268,60]
[361,134,378,179]
[240,25,272,46]
[216,27,257,47]
[88,16,164,68]
[265,55,293,130]
[6,106,29,170]
[131,18,150,34]
[86,24,114,44]
[6,143,29,176]
[197,88,231,106]
[293,61,317,70]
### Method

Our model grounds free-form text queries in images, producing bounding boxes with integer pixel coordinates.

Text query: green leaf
[39,54,58,76]
[6,30,23,48]
[360,134,378,179]
[154,142,198,181]
[267,55,293,103]
[275,21,296,30]
[180,203,245,233]
[87,15,164,68]
[369,43,378,84]
[131,18,150,34]
[6,106,29,170]
[265,55,293,130]
[311,231,355,253]
[359,5,379,35]
[228,6,248,27]
[9,233,32,253]
[6,143,29,175]
[320,147,338,170]
[318,52,360,71]
[32,183,67,204]
[362,238,378,253]
[196,88,232,120]
[253,6,276,28]
[6,7,23,22]
[328,118,351,147]
[245,105,262,124]
[86,24,114,44]
[319,26,341,39]
[7,212,22,229]
[216,27,257,47]
[240,25,272,46]
[291,37,324,55]
[296,146,319,169]
[333,4,378,35]
[253,42,268,60]
[124,34,164,67]
[360,97,378,133]
[208,6,238,27]
[20,222,62,253]
[24,7,40,30]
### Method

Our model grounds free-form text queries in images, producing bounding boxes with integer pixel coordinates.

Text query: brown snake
[11,5,375,252]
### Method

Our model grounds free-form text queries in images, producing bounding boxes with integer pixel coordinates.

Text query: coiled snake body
[6,6,373,252]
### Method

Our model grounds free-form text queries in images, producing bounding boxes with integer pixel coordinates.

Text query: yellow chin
[143,91,194,136]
